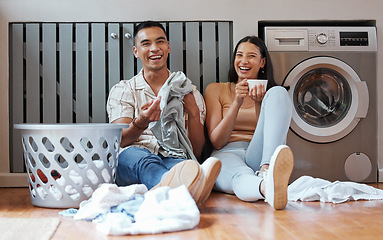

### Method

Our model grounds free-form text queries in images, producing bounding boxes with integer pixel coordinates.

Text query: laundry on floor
[288,175,383,204]
[59,183,200,235]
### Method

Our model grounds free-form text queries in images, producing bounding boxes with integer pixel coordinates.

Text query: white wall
[1,0,383,181]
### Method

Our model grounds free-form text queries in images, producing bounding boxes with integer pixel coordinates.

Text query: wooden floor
[2,184,383,239]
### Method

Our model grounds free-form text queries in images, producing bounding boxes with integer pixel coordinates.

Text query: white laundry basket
[14,123,128,208]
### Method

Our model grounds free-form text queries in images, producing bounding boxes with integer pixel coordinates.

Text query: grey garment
[149,71,196,160]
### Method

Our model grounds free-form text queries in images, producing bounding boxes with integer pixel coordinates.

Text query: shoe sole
[192,157,222,206]
[151,160,201,192]
[272,147,294,210]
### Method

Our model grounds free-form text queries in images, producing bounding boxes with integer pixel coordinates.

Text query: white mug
[247,79,268,91]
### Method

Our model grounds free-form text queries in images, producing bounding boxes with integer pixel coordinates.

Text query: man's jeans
[115,147,186,189]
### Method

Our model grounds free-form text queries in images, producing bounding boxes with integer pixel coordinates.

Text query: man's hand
[183,92,204,158]
[183,92,199,118]
[135,96,162,128]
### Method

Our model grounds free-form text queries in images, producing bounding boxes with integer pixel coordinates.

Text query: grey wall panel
[59,23,73,123]
[185,22,200,91]
[42,23,57,123]
[169,22,183,73]
[26,24,40,123]
[10,24,24,172]
[202,22,216,93]
[218,22,231,83]
[10,24,24,125]
[91,23,106,123]
[75,23,89,123]
[108,23,120,89]
[122,24,135,80]
[135,22,143,74]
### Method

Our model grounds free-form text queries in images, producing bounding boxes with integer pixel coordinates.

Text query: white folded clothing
[95,185,200,235]
[288,176,383,204]
[74,183,148,220]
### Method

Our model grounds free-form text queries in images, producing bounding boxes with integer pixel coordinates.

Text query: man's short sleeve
[106,81,135,123]
[192,87,206,125]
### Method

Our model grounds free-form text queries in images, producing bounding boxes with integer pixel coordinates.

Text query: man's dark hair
[133,21,167,44]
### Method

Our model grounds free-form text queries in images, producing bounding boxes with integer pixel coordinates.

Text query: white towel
[95,185,200,235]
[74,184,148,220]
[288,176,383,204]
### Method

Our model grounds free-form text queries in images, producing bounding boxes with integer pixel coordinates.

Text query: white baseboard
[0,173,28,187]
[379,169,383,182]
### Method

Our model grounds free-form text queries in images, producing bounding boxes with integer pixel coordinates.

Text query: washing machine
[265,26,377,183]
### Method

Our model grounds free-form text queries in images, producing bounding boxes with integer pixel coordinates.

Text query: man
[107,21,221,206]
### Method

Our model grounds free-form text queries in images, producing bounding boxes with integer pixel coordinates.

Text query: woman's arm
[205,81,247,149]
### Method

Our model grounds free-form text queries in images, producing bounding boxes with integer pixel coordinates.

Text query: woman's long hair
[228,36,277,90]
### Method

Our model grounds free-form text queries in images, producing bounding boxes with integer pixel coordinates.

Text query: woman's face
[234,41,266,82]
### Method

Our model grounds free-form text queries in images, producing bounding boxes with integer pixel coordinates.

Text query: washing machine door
[284,56,369,143]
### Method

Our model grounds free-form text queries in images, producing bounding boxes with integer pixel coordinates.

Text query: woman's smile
[234,42,265,81]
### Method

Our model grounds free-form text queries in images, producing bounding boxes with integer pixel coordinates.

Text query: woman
[204,36,294,210]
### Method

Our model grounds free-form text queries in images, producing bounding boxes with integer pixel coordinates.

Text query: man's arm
[113,97,162,148]
[183,92,205,159]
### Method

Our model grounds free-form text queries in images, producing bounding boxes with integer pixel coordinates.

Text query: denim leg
[245,86,292,170]
[115,147,185,189]
[159,155,186,170]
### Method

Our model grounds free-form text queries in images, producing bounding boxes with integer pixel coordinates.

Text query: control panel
[265,26,377,52]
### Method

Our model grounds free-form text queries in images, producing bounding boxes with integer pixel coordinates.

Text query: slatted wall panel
[9,21,233,173]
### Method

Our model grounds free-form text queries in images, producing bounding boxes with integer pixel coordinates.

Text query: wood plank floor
[2,184,383,239]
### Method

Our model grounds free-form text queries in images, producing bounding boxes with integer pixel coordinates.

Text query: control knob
[316,33,328,44]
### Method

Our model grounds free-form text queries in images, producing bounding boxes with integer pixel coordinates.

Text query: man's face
[133,26,171,72]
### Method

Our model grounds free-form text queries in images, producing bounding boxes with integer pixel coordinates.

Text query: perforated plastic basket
[14,123,128,208]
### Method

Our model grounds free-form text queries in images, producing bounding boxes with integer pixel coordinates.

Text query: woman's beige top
[219,82,261,143]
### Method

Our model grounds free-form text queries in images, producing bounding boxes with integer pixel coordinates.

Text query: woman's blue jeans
[211,86,292,202]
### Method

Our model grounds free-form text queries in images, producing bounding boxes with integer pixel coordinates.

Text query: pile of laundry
[288,175,383,204]
[59,183,200,235]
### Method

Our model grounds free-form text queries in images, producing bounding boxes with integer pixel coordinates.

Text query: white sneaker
[264,145,294,210]
[151,160,201,192]
[152,158,222,207]
[190,157,222,206]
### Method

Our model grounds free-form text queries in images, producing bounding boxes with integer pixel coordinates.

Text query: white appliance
[265,26,377,183]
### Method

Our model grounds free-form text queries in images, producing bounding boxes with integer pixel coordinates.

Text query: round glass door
[294,68,352,128]
[284,57,369,143]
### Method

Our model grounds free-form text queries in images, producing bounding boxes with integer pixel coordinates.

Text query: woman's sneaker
[264,145,294,210]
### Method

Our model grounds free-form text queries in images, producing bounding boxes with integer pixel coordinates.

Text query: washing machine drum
[284,56,369,143]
